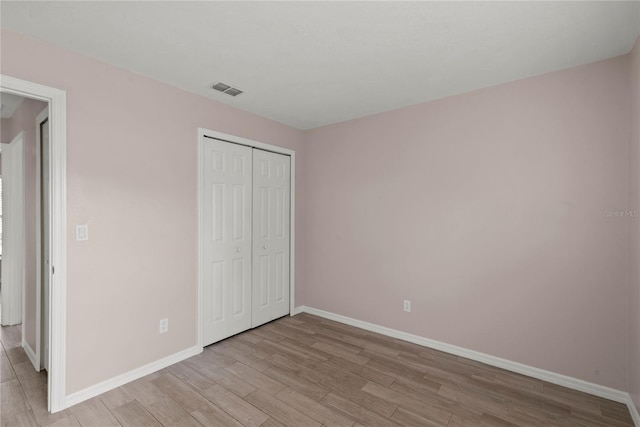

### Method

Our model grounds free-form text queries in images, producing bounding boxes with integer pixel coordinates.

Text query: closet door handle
[236,248,241,253]
[263,245,267,250]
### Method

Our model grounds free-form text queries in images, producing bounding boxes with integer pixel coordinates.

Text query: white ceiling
[1,1,639,130]
[0,92,25,119]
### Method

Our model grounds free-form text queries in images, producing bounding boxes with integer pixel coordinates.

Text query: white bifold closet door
[252,149,291,328]
[202,138,290,347]
[202,140,253,345]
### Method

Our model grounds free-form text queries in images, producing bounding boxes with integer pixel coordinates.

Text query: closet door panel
[252,149,291,328]
[202,139,252,346]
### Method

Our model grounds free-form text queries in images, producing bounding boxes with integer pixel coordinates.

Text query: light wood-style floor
[1,313,634,426]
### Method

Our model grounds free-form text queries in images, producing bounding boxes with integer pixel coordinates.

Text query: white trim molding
[197,128,296,351]
[295,305,639,425]
[64,346,201,408]
[627,397,640,427]
[1,131,25,327]
[22,337,38,371]
[291,306,305,316]
[1,74,67,413]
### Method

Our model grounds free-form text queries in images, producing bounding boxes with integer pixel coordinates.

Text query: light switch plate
[76,225,89,241]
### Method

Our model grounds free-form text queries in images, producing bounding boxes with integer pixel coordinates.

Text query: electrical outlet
[159,318,169,334]
[403,300,411,312]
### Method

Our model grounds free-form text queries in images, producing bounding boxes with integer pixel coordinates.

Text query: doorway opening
[1,75,67,414]
[1,92,50,417]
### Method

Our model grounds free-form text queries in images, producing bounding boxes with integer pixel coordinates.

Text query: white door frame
[197,128,295,350]
[35,106,49,372]
[0,75,67,413]
[1,131,25,328]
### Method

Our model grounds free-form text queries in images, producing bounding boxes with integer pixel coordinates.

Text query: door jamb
[35,106,49,372]
[197,128,295,351]
[1,75,67,413]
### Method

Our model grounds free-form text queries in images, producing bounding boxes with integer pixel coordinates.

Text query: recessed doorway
[1,75,68,413]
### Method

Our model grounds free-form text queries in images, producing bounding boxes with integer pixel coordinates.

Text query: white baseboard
[64,345,201,409]
[627,395,640,426]
[22,339,39,372]
[291,306,304,316]
[296,305,638,424]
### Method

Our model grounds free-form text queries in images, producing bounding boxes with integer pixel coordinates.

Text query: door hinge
[52,265,55,275]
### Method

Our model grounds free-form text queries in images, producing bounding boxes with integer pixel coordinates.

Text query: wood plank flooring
[1,313,634,426]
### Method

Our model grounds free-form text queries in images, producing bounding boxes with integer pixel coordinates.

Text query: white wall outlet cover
[159,318,169,334]
[75,225,89,241]
[403,300,411,312]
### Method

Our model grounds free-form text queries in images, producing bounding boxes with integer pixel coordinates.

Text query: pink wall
[303,55,631,390]
[629,36,640,412]
[0,29,305,394]
[1,97,48,353]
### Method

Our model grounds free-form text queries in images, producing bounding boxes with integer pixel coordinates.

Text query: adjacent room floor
[1,313,634,426]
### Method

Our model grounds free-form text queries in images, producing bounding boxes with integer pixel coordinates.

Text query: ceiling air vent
[212,82,243,97]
